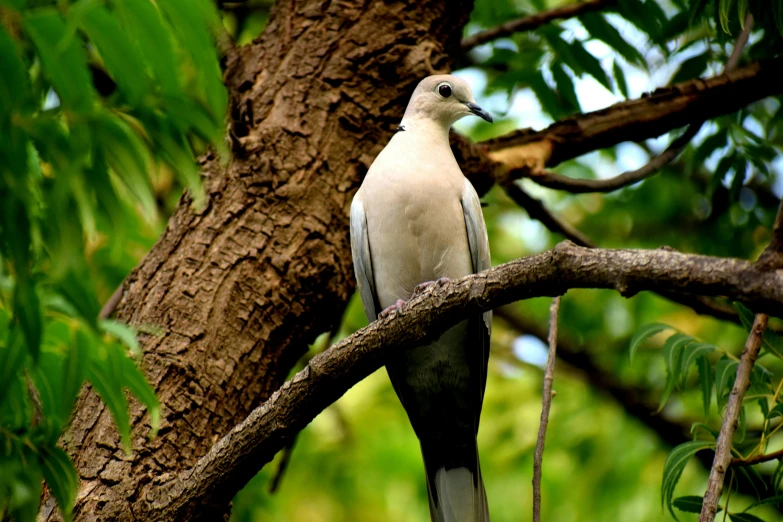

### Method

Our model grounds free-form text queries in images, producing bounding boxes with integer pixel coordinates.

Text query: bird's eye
[437,83,452,98]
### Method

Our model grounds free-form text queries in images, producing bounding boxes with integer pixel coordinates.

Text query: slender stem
[461,0,615,51]
[699,313,769,522]
[532,296,561,522]
[730,447,783,468]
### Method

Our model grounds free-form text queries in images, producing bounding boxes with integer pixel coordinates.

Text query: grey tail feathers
[421,439,489,522]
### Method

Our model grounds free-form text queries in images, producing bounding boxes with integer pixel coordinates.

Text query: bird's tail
[421,439,489,522]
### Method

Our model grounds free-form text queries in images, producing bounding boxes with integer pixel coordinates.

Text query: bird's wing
[461,178,492,406]
[460,178,492,331]
[350,191,380,322]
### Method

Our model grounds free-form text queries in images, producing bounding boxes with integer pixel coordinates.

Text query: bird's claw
[378,299,406,319]
[411,277,450,298]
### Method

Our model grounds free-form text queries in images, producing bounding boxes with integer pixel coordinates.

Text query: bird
[349,74,493,522]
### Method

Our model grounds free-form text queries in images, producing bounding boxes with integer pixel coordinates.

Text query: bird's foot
[378,299,406,320]
[411,277,450,298]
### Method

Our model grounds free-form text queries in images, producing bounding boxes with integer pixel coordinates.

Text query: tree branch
[481,58,783,185]
[730,447,783,468]
[461,0,615,51]
[138,242,783,521]
[503,182,594,247]
[512,13,754,194]
[700,312,769,522]
[532,296,560,522]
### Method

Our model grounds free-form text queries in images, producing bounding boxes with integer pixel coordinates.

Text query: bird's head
[402,74,493,128]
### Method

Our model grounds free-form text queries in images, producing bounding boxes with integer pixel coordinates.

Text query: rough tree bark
[43,1,475,520]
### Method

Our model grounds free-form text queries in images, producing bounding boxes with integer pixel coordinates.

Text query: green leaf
[13,280,42,361]
[689,0,709,25]
[730,155,747,200]
[658,333,694,411]
[680,342,716,386]
[40,446,78,522]
[774,1,783,37]
[715,357,739,407]
[0,24,31,116]
[78,5,151,104]
[697,355,713,417]
[662,440,716,519]
[99,319,140,356]
[22,8,96,111]
[613,60,629,98]
[629,323,674,362]
[729,513,766,522]
[0,324,27,406]
[91,113,156,218]
[671,53,709,84]
[712,150,735,187]
[87,341,132,452]
[568,40,613,91]
[773,459,783,492]
[581,13,645,67]
[737,0,750,28]
[111,342,160,437]
[744,494,783,511]
[115,0,180,95]
[693,128,728,170]
[551,63,579,113]
[720,0,737,34]
[673,495,714,514]
[768,403,783,421]
[691,422,719,439]
[735,404,747,443]
[157,0,226,122]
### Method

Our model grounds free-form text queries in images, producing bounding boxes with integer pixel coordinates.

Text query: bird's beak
[465,102,493,123]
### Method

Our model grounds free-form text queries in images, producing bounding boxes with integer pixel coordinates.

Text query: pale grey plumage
[350,75,492,522]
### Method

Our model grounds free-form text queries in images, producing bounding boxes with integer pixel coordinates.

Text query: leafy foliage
[630,303,783,519]
[0,0,226,518]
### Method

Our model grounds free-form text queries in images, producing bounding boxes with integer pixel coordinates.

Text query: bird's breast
[363,172,472,309]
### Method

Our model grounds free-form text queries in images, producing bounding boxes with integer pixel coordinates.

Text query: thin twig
[268,436,297,493]
[532,296,561,522]
[461,0,614,51]
[503,182,594,247]
[730,447,783,468]
[699,312,768,522]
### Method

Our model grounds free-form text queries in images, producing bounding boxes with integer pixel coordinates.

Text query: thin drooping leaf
[109,343,160,437]
[581,12,645,67]
[39,446,78,522]
[613,60,629,98]
[697,355,713,417]
[78,5,151,104]
[679,342,716,387]
[99,319,141,356]
[662,440,716,519]
[736,302,783,360]
[729,513,767,522]
[715,356,739,408]
[744,494,783,512]
[657,333,694,411]
[629,323,674,362]
[22,8,95,111]
[673,495,720,514]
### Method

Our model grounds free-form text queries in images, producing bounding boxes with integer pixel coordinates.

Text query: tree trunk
[42,1,474,520]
